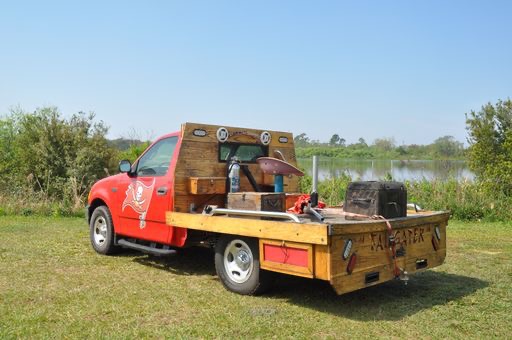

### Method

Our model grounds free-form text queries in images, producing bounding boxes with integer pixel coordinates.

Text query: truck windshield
[136,137,178,176]
[219,143,268,163]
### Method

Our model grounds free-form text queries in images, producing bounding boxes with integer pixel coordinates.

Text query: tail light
[434,225,441,240]
[432,235,439,251]
[346,253,357,274]
[342,239,353,260]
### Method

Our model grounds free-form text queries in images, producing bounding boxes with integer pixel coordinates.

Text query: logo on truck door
[122,179,156,229]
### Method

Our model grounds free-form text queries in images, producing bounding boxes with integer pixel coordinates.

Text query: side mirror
[119,160,132,174]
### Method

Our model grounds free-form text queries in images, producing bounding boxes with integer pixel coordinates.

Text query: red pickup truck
[87,123,449,295]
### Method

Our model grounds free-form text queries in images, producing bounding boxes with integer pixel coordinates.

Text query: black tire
[89,205,117,255]
[214,235,272,295]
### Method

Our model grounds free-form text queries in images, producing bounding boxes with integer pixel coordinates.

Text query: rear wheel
[90,205,117,255]
[214,235,271,295]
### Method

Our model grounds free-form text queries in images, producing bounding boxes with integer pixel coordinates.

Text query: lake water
[297,158,474,182]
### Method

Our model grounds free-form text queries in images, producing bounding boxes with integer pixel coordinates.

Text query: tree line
[294,133,465,160]
[0,99,510,217]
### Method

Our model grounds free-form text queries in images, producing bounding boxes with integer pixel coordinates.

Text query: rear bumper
[328,215,449,295]
[330,249,446,295]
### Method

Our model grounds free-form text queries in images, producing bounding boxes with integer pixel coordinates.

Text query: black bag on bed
[344,181,407,218]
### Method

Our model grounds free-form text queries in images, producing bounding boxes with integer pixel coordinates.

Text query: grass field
[0,216,510,338]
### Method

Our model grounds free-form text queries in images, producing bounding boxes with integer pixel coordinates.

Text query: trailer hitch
[398,268,409,285]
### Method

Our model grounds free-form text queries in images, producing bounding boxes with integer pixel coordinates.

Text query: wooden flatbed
[149,122,450,295]
[167,208,449,294]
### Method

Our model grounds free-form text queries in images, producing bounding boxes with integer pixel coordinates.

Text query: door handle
[156,186,168,196]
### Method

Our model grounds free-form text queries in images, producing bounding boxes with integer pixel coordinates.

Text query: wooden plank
[188,177,226,195]
[227,192,285,212]
[172,194,225,213]
[181,122,294,148]
[328,211,450,235]
[330,224,446,277]
[259,239,314,278]
[328,217,448,295]
[166,212,328,245]
[313,245,330,280]
[330,251,447,295]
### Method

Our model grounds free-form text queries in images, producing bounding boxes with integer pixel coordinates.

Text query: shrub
[0,106,118,216]
[466,99,512,196]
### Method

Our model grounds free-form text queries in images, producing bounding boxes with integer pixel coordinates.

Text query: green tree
[0,118,17,183]
[466,99,512,195]
[294,133,310,147]
[2,107,117,207]
[432,136,463,158]
[119,142,150,162]
[373,137,396,152]
[329,134,340,146]
[396,145,408,156]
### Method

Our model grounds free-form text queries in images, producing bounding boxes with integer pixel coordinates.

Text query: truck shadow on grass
[130,249,488,321]
[131,247,217,276]
[268,271,488,321]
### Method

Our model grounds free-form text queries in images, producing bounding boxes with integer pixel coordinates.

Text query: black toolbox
[344,181,407,218]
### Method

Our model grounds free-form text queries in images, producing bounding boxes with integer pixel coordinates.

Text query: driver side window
[136,137,178,177]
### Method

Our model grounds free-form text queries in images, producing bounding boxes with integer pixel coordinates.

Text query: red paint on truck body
[88,130,188,247]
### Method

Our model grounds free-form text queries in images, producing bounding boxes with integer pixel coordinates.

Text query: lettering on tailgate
[370,226,430,251]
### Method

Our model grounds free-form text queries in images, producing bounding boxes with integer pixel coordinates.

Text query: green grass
[0,217,510,338]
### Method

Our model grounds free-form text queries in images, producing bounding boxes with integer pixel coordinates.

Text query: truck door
[117,135,179,243]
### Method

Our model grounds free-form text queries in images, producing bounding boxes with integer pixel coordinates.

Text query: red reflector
[432,235,439,251]
[346,253,357,274]
[263,244,309,267]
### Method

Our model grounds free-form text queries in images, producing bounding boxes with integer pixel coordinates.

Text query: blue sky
[1,1,511,144]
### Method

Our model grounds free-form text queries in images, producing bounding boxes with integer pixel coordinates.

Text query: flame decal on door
[122,179,156,229]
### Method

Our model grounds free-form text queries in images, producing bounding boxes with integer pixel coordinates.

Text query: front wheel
[214,235,271,295]
[89,205,118,255]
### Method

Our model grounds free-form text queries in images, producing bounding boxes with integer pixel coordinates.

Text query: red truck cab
[87,130,187,255]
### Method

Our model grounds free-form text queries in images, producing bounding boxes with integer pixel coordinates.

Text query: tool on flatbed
[303,155,324,222]
[256,156,303,193]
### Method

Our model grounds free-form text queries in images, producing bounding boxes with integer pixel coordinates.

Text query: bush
[299,173,351,206]
[407,178,512,221]
[466,99,512,196]
[0,107,119,215]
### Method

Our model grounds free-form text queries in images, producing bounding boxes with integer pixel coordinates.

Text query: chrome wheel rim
[93,216,108,246]
[223,239,254,284]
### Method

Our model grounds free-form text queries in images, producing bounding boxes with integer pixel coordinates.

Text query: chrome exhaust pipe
[312,155,319,193]
[311,155,319,207]
[203,206,301,223]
